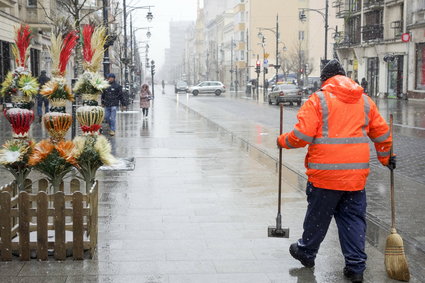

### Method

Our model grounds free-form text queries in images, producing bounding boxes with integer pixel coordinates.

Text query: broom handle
[278,103,283,215]
[389,114,395,230]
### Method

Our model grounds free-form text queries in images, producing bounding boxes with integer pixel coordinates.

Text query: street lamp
[123,2,154,91]
[257,15,280,101]
[299,0,329,64]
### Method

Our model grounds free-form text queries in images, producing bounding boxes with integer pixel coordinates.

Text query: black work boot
[289,243,315,268]
[343,267,363,283]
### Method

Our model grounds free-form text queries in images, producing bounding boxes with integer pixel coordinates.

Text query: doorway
[367,57,379,97]
[387,55,404,98]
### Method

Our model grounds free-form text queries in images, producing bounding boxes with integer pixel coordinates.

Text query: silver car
[189,81,226,96]
[268,84,302,106]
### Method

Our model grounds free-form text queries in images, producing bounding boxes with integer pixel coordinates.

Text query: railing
[0,179,98,261]
[364,0,384,10]
[362,24,384,41]
[335,33,361,48]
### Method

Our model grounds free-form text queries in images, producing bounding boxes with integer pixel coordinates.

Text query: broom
[384,113,410,281]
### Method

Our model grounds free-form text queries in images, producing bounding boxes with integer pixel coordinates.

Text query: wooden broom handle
[389,114,395,230]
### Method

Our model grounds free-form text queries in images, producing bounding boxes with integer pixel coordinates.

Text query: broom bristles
[385,228,410,281]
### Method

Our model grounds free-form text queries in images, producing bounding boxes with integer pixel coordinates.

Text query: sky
[131,0,198,70]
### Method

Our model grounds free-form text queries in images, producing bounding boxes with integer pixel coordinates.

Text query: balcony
[334,0,362,19]
[362,24,384,41]
[334,33,361,48]
[364,0,384,10]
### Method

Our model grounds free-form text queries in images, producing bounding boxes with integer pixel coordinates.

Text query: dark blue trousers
[297,182,367,273]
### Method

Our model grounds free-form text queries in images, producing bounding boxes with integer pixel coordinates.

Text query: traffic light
[151,60,155,75]
[264,67,268,74]
[255,60,261,74]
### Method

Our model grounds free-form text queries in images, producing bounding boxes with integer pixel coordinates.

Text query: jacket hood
[321,75,364,104]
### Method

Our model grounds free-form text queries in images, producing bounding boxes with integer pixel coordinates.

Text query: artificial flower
[18,75,39,97]
[56,140,78,166]
[94,135,116,166]
[29,139,54,166]
[40,80,58,96]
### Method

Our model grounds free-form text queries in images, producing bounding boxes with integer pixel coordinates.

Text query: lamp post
[258,14,281,101]
[230,38,234,91]
[299,0,329,64]
[123,3,154,90]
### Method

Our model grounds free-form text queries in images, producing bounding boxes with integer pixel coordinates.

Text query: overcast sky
[131,0,198,70]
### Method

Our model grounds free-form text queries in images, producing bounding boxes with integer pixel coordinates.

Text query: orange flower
[29,140,54,166]
[56,140,78,167]
[64,85,75,101]
[40,81,58,96]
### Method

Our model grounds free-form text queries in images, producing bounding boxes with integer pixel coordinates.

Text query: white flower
[0,149,21,164]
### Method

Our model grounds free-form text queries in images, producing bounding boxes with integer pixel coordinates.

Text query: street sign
[264,59,269,68]
[401,33,411,42]
[264,53,270,59]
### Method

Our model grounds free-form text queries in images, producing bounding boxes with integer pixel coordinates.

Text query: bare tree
[280,40,314,86]
[38,0,120,76]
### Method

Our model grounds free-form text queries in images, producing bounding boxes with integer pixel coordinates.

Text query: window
[0,41,11,85]
[30,48,40,77]
[27,0,37,7]
[299,31,305,41]
[416,43,425,90]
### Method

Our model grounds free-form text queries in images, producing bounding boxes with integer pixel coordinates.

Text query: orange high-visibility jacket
[278,75,392,191]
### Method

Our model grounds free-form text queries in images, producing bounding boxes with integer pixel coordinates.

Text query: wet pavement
[172,88,425,280]
[0,92,422,282]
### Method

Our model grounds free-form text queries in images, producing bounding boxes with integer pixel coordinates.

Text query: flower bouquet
[0,139,34,191]
[29,140,78,192]
[73,25,108,106]
[73,25,108,136]
[73,71,109,106]
[40,31,78,113]
[0,25,39,109]
[73,135,115,190]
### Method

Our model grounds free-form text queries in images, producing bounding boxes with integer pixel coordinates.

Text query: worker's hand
[386,155,396,170]
[277,137,282,149]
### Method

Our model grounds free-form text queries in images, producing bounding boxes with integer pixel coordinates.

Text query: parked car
[188,81,226,96]
[175,81,189,93]
[268,84,303,106]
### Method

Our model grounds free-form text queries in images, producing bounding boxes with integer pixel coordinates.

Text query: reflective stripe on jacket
[278,75,392,191]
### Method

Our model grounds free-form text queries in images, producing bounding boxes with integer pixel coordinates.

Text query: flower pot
[76,106,104,134]
[4,108,35,139]
[43,112,72,143]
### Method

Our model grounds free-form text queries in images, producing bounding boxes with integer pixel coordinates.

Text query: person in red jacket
[277,60,395,283]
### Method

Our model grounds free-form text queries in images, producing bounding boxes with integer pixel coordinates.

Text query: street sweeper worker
[277,59,396,283]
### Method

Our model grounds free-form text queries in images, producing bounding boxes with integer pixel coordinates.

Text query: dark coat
[102,81,123,107]
[37,74,50,100]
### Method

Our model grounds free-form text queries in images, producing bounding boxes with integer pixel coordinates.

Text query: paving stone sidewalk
[173,91,425,280]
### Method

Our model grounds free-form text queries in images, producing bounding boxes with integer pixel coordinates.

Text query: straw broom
[384,113,410,281]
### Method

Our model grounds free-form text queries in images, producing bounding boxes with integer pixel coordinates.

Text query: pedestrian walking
[101,73,123,136]
[277,60,395,283]
[140,84,152,119]
[361,77,368,95]
[37,70,50,122]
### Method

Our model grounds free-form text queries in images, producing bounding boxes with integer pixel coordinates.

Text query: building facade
[182,0,341,97]
[407,0,425,99]
[334,0,408,98]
